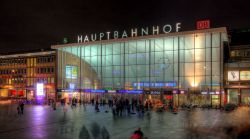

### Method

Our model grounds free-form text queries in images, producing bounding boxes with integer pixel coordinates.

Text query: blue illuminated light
[133,82,176,87]
[118,90,143,94]
[84,89,106,93]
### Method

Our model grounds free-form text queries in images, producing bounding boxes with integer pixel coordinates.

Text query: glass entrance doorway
[227,89,239,105]
[241,89,250,105]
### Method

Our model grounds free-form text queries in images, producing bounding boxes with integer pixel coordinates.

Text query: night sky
[0,0,250,54]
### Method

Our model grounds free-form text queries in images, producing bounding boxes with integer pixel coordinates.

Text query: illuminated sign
[77,23,181,43]
[196,20,210,30]
[118,90,143,94]
[212,95,219,99]
[201,92,207,95]
[228,71,239,81]
[69,83,75,89]
[172,90,178,94]
[107,90,116,93]
[240,71,250,81]
[201,92,218,95]
[36,83,44,96]
[133,82,176,87]
[145,91,161,95]
[180,91,185,94]
[66,66,78,79]
[84,89,106,93]
[166,95,173,100]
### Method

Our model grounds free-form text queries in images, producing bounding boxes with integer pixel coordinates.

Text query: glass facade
[55,28,228,105]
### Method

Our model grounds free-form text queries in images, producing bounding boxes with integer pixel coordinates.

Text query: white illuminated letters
[152,26,159,35]
[122,30,128,38]
[141,27,149,36]
[106,32,111,40]
[163,24,172,33]
[78,35,83,43]
[114,31,119,39]
[99,33,104,40]
[131,28,138,37]
[176,22,181,32]
[91,34,97,41]
[84,35,89,42]
[77,22,182,43]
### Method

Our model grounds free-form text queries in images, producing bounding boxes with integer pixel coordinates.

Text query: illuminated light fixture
[201,92,207,95]
[107,90,116,93]
[118,90,143,94]
[191,82,199,87]
[209,92,215,95]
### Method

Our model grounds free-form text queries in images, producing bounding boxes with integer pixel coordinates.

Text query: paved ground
[0,103,249,139]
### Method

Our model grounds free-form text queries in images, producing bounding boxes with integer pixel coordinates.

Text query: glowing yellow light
[191,82,199,87]
[188,77,200,87]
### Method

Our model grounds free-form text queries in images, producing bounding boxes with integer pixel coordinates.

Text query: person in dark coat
[17,105,21,116]
[95,100,100,112]
[20,102,24,114]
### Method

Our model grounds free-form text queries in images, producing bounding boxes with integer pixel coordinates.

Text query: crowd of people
[57,96,178,116]
[88,97,155,116]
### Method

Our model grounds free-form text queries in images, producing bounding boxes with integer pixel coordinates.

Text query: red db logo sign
[197,20,210,30]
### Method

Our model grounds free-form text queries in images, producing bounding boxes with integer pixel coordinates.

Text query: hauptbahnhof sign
[77,23,181,43]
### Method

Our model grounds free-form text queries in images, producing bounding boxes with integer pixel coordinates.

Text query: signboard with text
[36,83,44,96]
[66,65,78,79]
[228,71,240,81]
[196,20,210,30]
[240,71,250,81]
[77,23,181,43]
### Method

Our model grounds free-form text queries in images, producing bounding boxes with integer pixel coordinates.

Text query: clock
[228,71,239,81]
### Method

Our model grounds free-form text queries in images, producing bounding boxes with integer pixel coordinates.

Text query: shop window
[34,58,36,66]
[51,77,54,83]
[228,89,238,104]
[51,56,55,62]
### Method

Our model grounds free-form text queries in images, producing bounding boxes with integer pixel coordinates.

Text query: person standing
[17,105,21,116]
[91,98,94,106]
[53,99,56,110]
[95,100,99,112]
[20,102,24,115]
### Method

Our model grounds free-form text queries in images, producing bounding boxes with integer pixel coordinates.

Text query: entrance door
[228,89,239,104]
[211,95,219,107]
[241,89,250,105]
